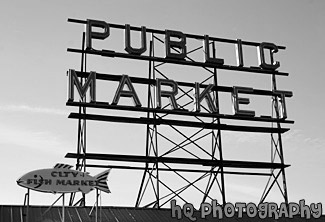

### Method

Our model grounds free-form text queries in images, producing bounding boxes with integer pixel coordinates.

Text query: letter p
[86,19,110,49]
[201,203,212,218]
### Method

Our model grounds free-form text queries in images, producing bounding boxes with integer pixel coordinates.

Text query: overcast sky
[0,0,324,208]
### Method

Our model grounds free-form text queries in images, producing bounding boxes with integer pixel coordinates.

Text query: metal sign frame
[66,18,293,208]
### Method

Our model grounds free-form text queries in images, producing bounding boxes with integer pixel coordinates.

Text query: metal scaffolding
[68,33,87,207]
[133,35,227,208]
[66,18,293,208]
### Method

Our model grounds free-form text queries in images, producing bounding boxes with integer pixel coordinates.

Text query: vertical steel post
[24,188,30,222]
[152,35,159,208]
[81,31,87,206]
[96,189,98,222]
[70,32,87,206]
[211,41,226,205]
[62,194,65,222]
[136,35,154,208]
[271,72,289,205]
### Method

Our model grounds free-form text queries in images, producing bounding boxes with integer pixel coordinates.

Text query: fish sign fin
[94,169,111,194]
[79,187,93,194]
[54,163,74,169]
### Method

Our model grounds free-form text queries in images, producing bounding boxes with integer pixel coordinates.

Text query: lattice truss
[66,21,291,208]
[69,33,87,207]
[259,74,289,205]
[137,34,246,208]
[134,34,289,208]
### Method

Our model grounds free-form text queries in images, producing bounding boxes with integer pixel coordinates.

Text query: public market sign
[67,18,293,124]
[17,163,110,194]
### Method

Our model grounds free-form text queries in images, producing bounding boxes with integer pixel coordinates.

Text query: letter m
[68,69,96,102]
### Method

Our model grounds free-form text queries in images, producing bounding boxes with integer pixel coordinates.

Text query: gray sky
[0,0,324,207]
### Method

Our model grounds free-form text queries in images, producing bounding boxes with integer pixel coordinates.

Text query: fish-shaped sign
[17,163,111,194]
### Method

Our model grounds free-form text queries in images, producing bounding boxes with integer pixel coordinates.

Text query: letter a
[112,75,142,107]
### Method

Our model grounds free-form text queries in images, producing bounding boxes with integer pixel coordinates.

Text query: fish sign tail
[94,169,111,193]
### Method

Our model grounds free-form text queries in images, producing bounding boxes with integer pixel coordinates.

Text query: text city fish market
[26,171,98,186]
[26,178,98,186]
[68,70,291,118]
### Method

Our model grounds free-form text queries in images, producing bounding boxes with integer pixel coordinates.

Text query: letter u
[125,24,147,55]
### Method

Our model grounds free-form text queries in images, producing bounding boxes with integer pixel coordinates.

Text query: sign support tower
[65,18,293,208]
[69,32,87,207]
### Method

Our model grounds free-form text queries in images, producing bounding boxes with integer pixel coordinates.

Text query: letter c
[258,42,280,70]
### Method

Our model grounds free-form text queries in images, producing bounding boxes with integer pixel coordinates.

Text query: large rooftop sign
[67,19,293,126]
[65,18,293,207]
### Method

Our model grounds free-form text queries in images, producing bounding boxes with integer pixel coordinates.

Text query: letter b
[165,30,186,60]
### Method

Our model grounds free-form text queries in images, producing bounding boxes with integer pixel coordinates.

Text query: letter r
[156,78,179,109]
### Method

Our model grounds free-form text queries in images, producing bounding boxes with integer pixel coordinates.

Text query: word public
[85,19,281,71]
